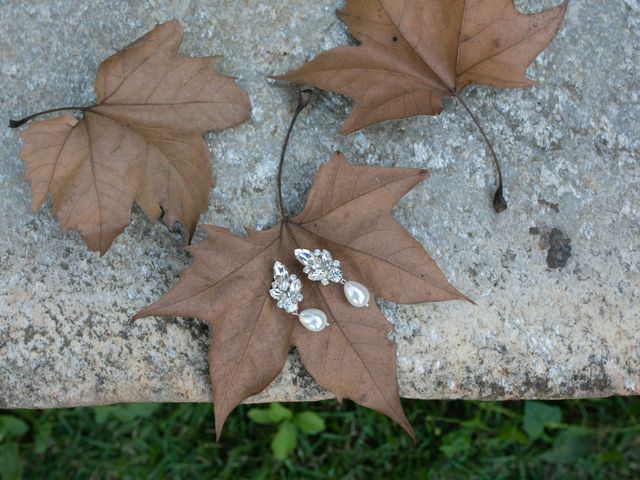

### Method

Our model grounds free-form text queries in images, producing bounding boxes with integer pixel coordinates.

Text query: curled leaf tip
[493,186,508,213]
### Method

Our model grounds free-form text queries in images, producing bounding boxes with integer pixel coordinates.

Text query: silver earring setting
[269,261,328,332]
[294,248,371,308]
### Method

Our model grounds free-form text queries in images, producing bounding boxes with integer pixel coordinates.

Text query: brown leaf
[18,20,250,254]
[136,152,468,439]
[276,0,567,134]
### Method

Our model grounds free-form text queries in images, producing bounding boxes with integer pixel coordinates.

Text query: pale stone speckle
[0,0,639,408]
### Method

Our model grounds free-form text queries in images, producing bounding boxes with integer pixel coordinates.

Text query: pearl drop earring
[294,248,371,308]
[269,261,328,332]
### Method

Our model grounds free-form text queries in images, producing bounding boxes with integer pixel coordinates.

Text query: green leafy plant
[247,403,326,460]
[93,403,162,425]
[0,415,29,480]
[2,398,639,478]
[540,426,593,465]
[523,401,563,441]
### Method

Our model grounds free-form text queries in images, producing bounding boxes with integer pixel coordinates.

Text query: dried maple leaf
[276,0,567,134]
[12,20,250,254]
[136,151,468,439]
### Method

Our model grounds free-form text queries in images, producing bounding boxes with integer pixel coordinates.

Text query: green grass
[1,397,639,479]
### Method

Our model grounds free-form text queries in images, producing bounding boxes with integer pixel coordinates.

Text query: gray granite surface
[0,0,638,408]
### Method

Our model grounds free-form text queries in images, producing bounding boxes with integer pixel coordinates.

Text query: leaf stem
[455,95,507,213]
[276,89,313,221]
[8,106,90,128]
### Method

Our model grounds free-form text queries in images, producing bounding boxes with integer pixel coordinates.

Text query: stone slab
[0,0,638,408]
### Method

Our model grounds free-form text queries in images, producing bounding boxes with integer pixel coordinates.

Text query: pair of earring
[269,248,371,332]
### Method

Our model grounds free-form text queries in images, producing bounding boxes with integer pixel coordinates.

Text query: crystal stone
[328,268,343,283]
[283,300,298,313]
[273,261,288,279]
[269,287,281,300]
[270,261,303,313]
[290,278,302,293]
[294,248,344,285]
[294,249,313,266]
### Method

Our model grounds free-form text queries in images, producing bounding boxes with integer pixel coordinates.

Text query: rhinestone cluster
[269,261,303,313]
[294,248,343,286]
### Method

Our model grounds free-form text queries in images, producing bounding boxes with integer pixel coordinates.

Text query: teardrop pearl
[298,309,328,332]
[344,281,370,308]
